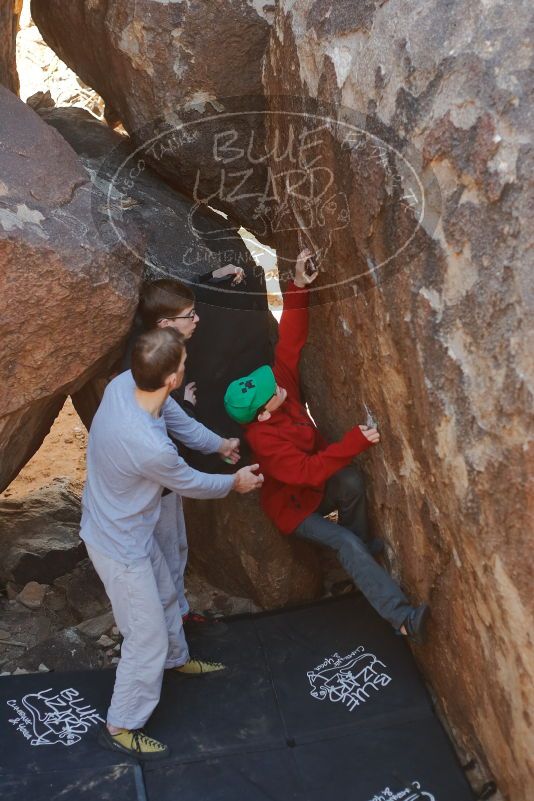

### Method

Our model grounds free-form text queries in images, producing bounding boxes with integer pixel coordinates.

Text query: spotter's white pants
[154,491,190,616]
[87,539,189,730]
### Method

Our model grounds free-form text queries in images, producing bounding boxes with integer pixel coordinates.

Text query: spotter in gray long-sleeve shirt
[80,370,234,564]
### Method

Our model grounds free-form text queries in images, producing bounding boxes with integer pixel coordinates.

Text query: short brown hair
[138,279,195,329]
[131,328,185,391]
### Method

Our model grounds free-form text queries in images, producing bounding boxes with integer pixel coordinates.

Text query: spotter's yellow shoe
[98,725,169,760]
[174,657,226,675]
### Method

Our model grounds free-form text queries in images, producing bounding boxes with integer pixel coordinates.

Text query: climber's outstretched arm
[274,249,318,400]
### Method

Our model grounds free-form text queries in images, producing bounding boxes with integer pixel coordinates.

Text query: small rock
[111,626,119,636]
[96,634,114,648]
[38,663,50,672]
[26,90,55,111]
[111,657,120,665]
[55,559,110,620]
[0,628,11,640]
[6,582,19,601]
[17,581,48,610]
[76,610,115,640]
[13,668,29,675]
[44,587,67,612]
[113,643,121,652]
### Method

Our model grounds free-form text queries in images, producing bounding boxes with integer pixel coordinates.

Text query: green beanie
[224,365,277,424]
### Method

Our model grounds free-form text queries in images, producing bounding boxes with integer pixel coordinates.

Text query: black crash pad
[1,765,145,801]
[0,595,474,801]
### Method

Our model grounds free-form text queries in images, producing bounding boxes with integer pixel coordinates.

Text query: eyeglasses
[157,308,197,323]
[257,390,277,415]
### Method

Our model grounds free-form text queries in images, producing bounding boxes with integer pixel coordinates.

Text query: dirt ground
[0,399,87,501]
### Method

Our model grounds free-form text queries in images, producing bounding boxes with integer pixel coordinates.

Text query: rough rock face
[0,87,142,492]
[54,559,109,622]
[0,0,20,94]
[0,479,84,586]
[0,596,53,669]
[264,2,533,799]
[35,106,268,425]
[37,107,321,608]
[184,492,321,609]
[31,0,274,239]
[2,627,101,672]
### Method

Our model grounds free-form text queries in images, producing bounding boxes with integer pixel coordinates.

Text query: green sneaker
[98,725,169,760]
[174,657,226,675]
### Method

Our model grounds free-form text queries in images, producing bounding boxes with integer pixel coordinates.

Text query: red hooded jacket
[245,281,373,534]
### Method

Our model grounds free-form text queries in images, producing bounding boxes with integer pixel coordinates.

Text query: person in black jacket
[122,264,245,415]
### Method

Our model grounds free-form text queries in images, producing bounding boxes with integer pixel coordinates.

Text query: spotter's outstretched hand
[219,437,241,464]
[233,464,264,493]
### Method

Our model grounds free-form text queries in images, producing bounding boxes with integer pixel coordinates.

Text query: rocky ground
[0,402,349,677]
[0,402,253,675]
[0,399,87,501]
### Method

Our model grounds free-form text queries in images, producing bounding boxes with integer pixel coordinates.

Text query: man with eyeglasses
[121,267,244,632]
[224,250,429,643]
[124,264,244,411]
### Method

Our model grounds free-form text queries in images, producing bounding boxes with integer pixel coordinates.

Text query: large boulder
[264,2,533,799]
[2,627,102,672]
[53,559,110,622]
[31,0,274,240]
[0,479,85,586]
[184,492,321,609]
[38,106,321,608]
[0,594,54,670]
[0,0,20,94]
[0,87,142,492]
[38,105,273,436]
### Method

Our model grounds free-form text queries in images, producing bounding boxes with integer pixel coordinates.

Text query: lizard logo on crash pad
[7,687,104,747]
[366,781,436,801]
[307,646,392,712]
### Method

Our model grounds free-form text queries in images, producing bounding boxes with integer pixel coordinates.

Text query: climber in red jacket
[224,249,429,641]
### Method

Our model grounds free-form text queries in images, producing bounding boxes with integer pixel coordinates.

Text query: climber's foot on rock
[367,537,385,556]
[399,604,429,644]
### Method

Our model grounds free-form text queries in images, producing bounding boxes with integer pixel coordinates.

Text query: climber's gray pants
[294,468,412,630]
[154,491,189,616]
[295,513,411,628]
[86,539,189,730]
